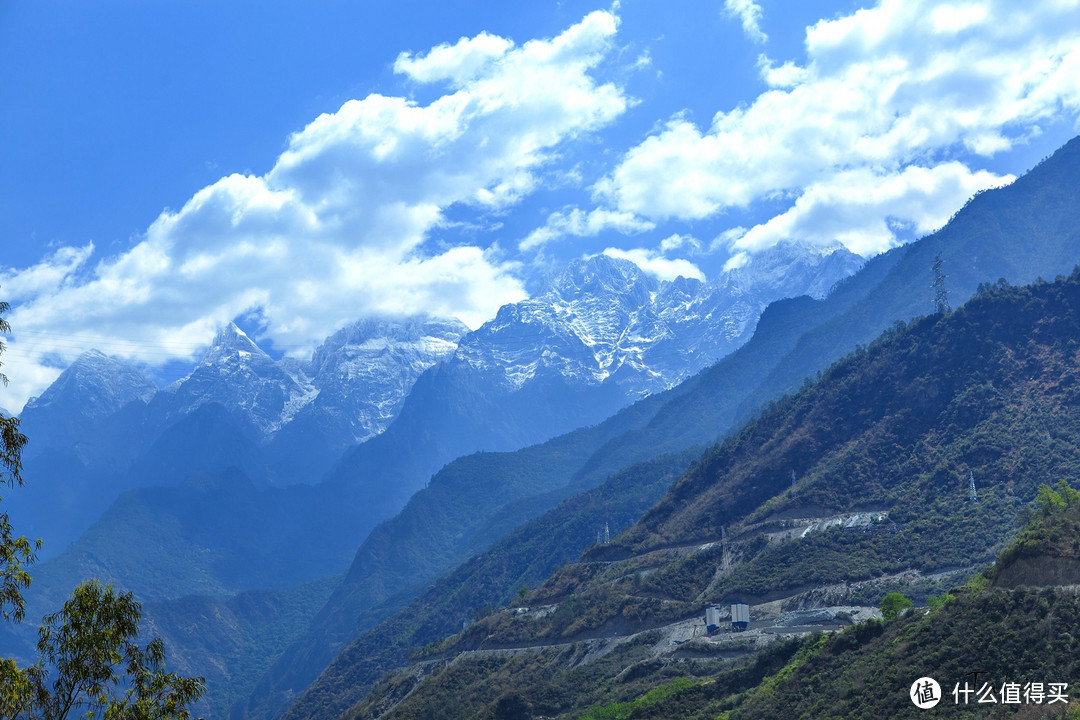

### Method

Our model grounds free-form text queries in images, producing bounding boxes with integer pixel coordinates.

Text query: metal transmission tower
[933,254,951,313]
[969,471,978,503]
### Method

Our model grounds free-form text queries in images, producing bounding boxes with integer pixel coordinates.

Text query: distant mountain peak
[76,348,110,362]
[288,314,468,447]
[452,241,862,397]
[202,322,267,362]
[547,254,655,303]
[312,315,467,372]
[723,241,865,300]
[24,350,156,417]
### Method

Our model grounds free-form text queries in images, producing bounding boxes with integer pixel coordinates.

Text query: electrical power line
[2,329,315,358]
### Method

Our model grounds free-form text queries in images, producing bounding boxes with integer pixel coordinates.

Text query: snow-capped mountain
[14,243,861,554]
[263,316,468,481]
[316,241,865,522]
[24,349,156,419]
[297,316,467,444]
[157,317,466,447]
[11,316,469,555]
[163,323,316,436]
[20,349,157,460]
[452,242,864,400]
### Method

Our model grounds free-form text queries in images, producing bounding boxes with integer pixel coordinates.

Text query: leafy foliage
[577,678,696,720]
[877,592,912,621]
[0,300,204,720]
[7,581,203,720]
[0,300,37,626]
[987,480,1080,585]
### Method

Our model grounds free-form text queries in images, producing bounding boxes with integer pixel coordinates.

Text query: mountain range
[10,316,466,556]
[326,251,1080,720]
[11,242,859,560]
[2,239,859,716]
[262,136,1080,720]
[6,135,1080,720]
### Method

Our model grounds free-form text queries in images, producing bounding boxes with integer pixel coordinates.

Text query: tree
[0,300,204,719]
[0,300,37,625]
[878,592,913,622]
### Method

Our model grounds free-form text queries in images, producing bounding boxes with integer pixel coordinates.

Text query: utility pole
[933,254,951,314]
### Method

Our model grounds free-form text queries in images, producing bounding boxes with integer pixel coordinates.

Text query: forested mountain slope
[553,483,1080,720]
[337,270,1080,720]
[260,136,1080,720]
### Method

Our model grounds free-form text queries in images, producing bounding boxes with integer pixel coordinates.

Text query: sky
[1,0,1079,411]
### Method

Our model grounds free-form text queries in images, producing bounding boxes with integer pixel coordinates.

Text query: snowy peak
[295,315,468,444]
[453,242,863,397]
[725,242,865,299]
[24,350,156,420]
[548,255,656,305]
[168,324,313,436]
[199,322,269,367]
[311,316,466,379]
[157,315,468,449]
[18,350,157,460]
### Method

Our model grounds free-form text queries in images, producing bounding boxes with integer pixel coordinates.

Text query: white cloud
[601,247,705,282]
[520,207,654,250]
[599,0,1080,253]
[659,233,701,253]
[724,0,768,44]
[599,232,705,282]
[733,162,1012,256]
[723,252,750,271]
[756,55,808,88]
[394,32,514,86]
[709,226,749,253]
[929,3,990,34]
[0,244,94,301]
[0,10,629,412]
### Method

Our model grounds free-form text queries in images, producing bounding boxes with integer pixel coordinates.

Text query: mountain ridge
[335,268,1080,720]
[270,135,1080,720]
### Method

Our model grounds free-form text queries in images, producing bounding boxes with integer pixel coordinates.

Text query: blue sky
[2,0,1079,410]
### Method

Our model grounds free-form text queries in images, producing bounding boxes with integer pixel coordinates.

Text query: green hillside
[340,271,1080,720]
[258,136,1080,720]
[561,483,1080,720]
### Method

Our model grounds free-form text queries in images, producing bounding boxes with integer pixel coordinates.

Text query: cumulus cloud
[601,247,705,282]
[0,10,628,411]
[599,0,1080,253]
[598,232,705,282]
[659,233,701,253]
[734,162,1011,256]
[0,244,94,301]
[520,207,654,250]
[394,32,514,85]
[724,0,768,44]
